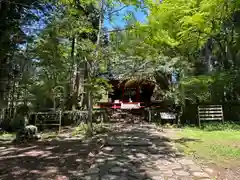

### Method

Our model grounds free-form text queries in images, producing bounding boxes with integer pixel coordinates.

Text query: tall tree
[0,0,46,108]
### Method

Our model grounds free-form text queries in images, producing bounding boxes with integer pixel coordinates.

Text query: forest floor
[0,122,238,180]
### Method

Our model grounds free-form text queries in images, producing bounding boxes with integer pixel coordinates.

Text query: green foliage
[0,0,46,105]
[72,122,108,136]
[0,131,15,138]
[140,0,239,105]
[200,122,240,131]
[146,0,236,51]
[89,77,112,102]
[16,0,103,111]
[165,70,240,105]
[72,123,89,136]
[181,75,214,102]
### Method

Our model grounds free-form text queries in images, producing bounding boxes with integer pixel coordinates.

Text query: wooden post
[148,108,151,122]
[222,107,224,123]
[43,113,46,130]
[103,109,108,122]
[197,106,201,127]
[59,110,62,134]
[34,113,36,126]
[53,97,56,111]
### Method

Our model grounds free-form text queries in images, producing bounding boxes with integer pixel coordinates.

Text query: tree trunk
[10,79,16,120]
[65,36,76,110]
[87,87,93,135]
[205,39,213,73]
[81,61,88,109]
[178,71,185,125]
[86,0,104,134]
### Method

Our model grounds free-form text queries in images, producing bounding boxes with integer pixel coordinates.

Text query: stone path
[85,124,212,180]
[0,123,215,180]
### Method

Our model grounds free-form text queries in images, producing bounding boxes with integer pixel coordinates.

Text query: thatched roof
[98,70,171,90]
[120,79,154,88]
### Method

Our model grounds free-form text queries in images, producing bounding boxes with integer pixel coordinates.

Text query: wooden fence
[198,105,224,126]
[33,111,62,133]
[31,109,107,133]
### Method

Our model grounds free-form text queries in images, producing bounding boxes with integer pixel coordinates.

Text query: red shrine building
[97,74,161,110]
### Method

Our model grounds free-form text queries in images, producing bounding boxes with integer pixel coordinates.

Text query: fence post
[148,108,151,122]
[59,110,62,134]
[34,114,37,126]
[197,106,201,127]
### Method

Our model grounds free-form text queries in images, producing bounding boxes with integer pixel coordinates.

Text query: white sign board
[121,103,141,109]
[160,112,176,119]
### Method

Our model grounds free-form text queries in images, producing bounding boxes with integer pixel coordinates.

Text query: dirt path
[0,123,213,180]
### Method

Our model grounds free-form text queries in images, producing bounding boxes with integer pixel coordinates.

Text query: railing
[31,109,109,133]
[32,111,62,133]
[198,105,224,126]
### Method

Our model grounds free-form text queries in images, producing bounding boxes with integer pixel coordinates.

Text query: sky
[104,5,147,30]
[22,4,147,34]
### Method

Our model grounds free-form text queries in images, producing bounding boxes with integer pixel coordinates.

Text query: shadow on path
[85,124,183,180]
[0,124,211,180]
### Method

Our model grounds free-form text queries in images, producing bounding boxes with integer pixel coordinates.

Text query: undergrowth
[199,121,240,131]
[0,131,15,138]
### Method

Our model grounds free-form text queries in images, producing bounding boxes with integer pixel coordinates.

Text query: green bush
[201,122,240,131]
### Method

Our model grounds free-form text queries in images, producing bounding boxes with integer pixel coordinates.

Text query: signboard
[198,105,224,126]
[121,103,141,109]
[160,112,176,119]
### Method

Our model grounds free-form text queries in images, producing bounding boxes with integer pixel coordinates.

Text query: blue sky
[22,4,147,34]
[104,5,147,30]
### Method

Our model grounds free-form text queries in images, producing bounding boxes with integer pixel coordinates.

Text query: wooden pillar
[148,108,151,122]
[35,114,37,126]
[59,110,62,134]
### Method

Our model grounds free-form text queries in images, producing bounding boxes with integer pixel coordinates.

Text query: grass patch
[200,121,240,131]
[176,122,240,167]
[0,131,15,143]
[0,131,15,138]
